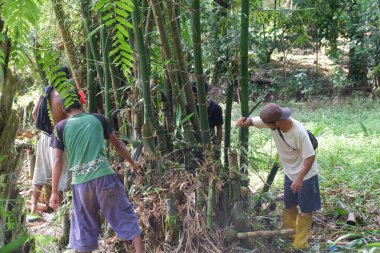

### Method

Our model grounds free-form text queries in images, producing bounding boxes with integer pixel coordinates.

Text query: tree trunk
[51,0,84,89]
[0,42,27,248]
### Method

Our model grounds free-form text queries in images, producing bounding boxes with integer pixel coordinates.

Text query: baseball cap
[259,103,291,123]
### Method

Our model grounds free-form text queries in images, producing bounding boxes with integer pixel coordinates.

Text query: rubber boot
[283,206,298,240]
[292,214,312,249]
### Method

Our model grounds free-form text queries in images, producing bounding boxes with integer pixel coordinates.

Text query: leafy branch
[95,0,135,77]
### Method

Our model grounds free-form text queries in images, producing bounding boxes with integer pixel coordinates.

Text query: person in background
[236,103,321,249]
[31,66,70,214]
[49,89,143,253]
[192,82,223,159]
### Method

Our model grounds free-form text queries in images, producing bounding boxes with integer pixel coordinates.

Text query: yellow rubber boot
[293,214,312,249]
[283,206,298,232]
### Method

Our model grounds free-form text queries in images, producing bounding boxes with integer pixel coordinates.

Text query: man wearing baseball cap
[236,103,321,249]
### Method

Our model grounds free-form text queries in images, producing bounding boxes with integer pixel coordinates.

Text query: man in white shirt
[236,103,321,249]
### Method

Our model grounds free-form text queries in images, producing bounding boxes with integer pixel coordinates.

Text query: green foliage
[0,32,4,65]
[0,205,16,231]
[0,236,28,253]
[1,0,41,65]
[95,0,135,77]
[36,46,78,109]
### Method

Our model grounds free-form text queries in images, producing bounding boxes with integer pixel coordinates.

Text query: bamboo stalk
[51,0,84,89]
[99,18,112,125]
[239,0,250,187]
[149,0,176,134]
[132,0,156,156]
[191,0,211,150]
[80,0,104,89]
[223,78,233,168]
[85,40,96,113]
[237,229,295,239]
[163,0,201,144]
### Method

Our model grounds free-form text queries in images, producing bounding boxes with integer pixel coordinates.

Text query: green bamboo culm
[86,40,96,113]
[164,0,201,144]
[99,19,112,126]
[191,0,211,148]
[149,0,175,128]
[191,0,215,228]
[239,0,250,187]
[80,0,104,89]
[224,78,233,168]
[132,0,156,156]
[51,0,84,89]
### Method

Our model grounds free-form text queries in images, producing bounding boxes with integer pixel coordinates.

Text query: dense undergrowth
[18,96,380,253]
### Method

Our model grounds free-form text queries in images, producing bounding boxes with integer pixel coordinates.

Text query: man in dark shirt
[192,83,223,159]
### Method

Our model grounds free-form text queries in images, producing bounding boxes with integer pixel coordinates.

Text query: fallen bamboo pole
[226,228,295,242]
[237,229,295,239]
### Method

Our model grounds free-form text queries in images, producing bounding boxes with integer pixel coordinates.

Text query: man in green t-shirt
[50,93,143,253]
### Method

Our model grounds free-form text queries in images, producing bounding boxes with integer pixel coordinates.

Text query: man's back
[52,113,114,184]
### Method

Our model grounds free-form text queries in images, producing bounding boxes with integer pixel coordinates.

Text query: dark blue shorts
[284,174,321,213]
[69,174,141,252]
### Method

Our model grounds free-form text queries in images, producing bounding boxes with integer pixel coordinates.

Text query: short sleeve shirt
[207,100,223,129]
[251,116,318,181]
[207,100,223,142]
[51,113,115,184]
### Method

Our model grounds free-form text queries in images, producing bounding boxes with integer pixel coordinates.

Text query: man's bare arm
[49,148,64,210]
[290,155,315,193]
[109,132,140,171]
[32,96,42,124]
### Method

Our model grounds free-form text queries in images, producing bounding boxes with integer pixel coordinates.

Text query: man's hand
[49,192,60,210]
[290,178,303,193]
[236,117,252,127]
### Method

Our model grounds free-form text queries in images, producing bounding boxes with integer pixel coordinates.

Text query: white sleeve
[251,116,270,129]
[299,132,315,159]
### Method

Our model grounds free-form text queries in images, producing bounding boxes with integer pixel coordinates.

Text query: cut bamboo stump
[226,228,295,242]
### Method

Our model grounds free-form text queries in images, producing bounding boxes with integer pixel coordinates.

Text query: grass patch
[230,97,380,251]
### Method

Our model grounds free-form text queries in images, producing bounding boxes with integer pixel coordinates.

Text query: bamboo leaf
[105,19,116,27]
[115,8,129,18]
[95,0,110,10]
[119,43,133,53]
[121,57,134,68]
[120,51,134,61]
[115,24,129,38]
[0,236,28,253]
[114,1,134,12]
[102,12,114,23]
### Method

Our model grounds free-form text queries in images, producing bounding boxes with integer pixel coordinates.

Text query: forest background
[0,0,379,252]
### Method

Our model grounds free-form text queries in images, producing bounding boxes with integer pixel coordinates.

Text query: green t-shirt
[51,113,115,184]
